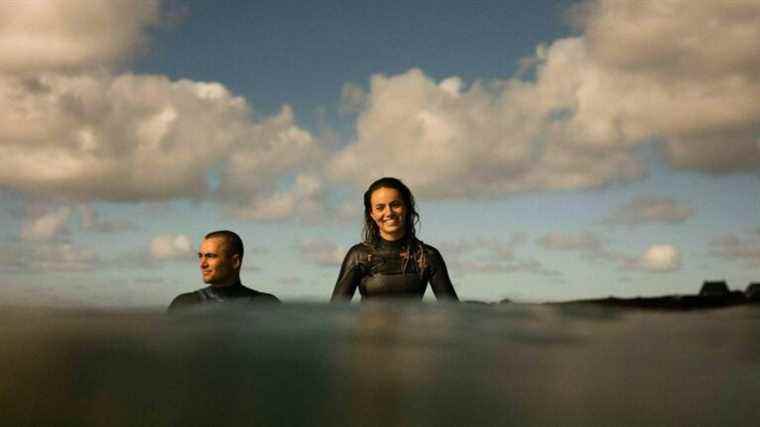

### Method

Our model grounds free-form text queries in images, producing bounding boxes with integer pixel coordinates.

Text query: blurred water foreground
[2,302,760,426]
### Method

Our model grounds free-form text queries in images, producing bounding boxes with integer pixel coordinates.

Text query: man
[168,230,279,313]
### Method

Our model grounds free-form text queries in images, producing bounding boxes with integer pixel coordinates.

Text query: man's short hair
[204,230,244,260]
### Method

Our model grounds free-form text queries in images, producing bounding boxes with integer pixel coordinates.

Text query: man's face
[198,237,240,285]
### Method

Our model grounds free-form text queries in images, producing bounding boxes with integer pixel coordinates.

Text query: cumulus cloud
[0,0,161,73]
[0,72,313,202]
[709,233,760,268]
[330,0,760,198]
[18,203,133,242]
[0,242,98,273]
[625,244,682,273]
[20,206,72,241]
[329,69,644,198]
[150,234,193,261]
[537,230,680,273]
[451,258,561,277]
[440,235,533,259]
[602,196,694,226]
[438,235,558,277]
[578,0,760,173]
[537,231,603,252]
[5,0,758,222]
[297,238,345,267]
[0,1,324,222]
[79,205,135,233]
[222,170,327,222]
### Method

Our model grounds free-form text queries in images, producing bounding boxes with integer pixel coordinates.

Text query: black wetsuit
[167,281,279,313]
[331,238,459,301]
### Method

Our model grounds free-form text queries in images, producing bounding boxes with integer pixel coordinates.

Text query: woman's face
[369,187,407,241]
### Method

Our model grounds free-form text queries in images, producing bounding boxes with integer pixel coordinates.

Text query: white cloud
[438,235,558,277]
[537,231,681,273]
[3,0,758,222]
[709,233,760,268]
[0,72,272,201]
[602,196,694,226]
[20,206,72,241]
[222,171,327,222]
[0,70,322,212]
[0,242,98,273]
[78,205,134,233]
[626,244,682,273]
[576,0,760,173]
[0,1,324,222]
[330,0,760,198]
[150,234,193,261]
[0,0,161,73]
[537,231,603,252]
[297,238,345,267]
[450,258,561,277]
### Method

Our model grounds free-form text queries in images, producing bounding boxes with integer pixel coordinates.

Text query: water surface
[1,303,758,426]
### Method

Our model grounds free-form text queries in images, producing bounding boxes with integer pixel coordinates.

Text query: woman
[331,177,459,302]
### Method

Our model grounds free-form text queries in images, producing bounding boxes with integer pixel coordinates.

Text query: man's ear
[232,253,242,270]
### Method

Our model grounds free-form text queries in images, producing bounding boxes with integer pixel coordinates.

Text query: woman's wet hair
[362,177,420,244]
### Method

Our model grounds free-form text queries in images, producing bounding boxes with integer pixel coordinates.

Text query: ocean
[1,302,759,426]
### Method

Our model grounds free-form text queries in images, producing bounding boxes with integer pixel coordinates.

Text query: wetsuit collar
[208,280,244,296]
[376,236,407,250]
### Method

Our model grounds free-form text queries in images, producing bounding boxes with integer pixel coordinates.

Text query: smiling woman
[331,177,459,302]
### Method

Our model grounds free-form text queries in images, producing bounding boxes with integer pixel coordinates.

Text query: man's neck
[210,276,241,288]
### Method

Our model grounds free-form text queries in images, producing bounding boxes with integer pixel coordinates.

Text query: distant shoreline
[548,291,755,310]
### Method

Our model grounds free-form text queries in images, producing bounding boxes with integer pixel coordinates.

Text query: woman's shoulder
[418,241,442,256]
[342,242,373,263]
[347,242,372,254]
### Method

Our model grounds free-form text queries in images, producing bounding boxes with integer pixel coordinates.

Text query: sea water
[1,303,759,426]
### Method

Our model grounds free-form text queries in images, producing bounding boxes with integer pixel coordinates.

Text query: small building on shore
[700,280,729,297]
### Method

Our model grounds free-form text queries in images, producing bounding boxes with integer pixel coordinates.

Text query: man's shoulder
[167,290,203,312]
[240,285,281,303]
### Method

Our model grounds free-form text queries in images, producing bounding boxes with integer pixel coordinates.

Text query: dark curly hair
[362,177,420,245]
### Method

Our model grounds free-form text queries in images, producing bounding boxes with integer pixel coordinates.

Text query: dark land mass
[551,281,760,310]
[464,293,757,310]
[464,281,760,310]
[552,291,756,311]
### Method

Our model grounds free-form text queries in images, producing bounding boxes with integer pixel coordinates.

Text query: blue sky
[1,0,759,306]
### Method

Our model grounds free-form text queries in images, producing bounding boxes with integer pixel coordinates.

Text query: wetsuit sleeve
[427,247,459,302]
[331,246,364,302]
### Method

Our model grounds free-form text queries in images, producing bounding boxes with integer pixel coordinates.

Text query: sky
[1,0,759,306]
